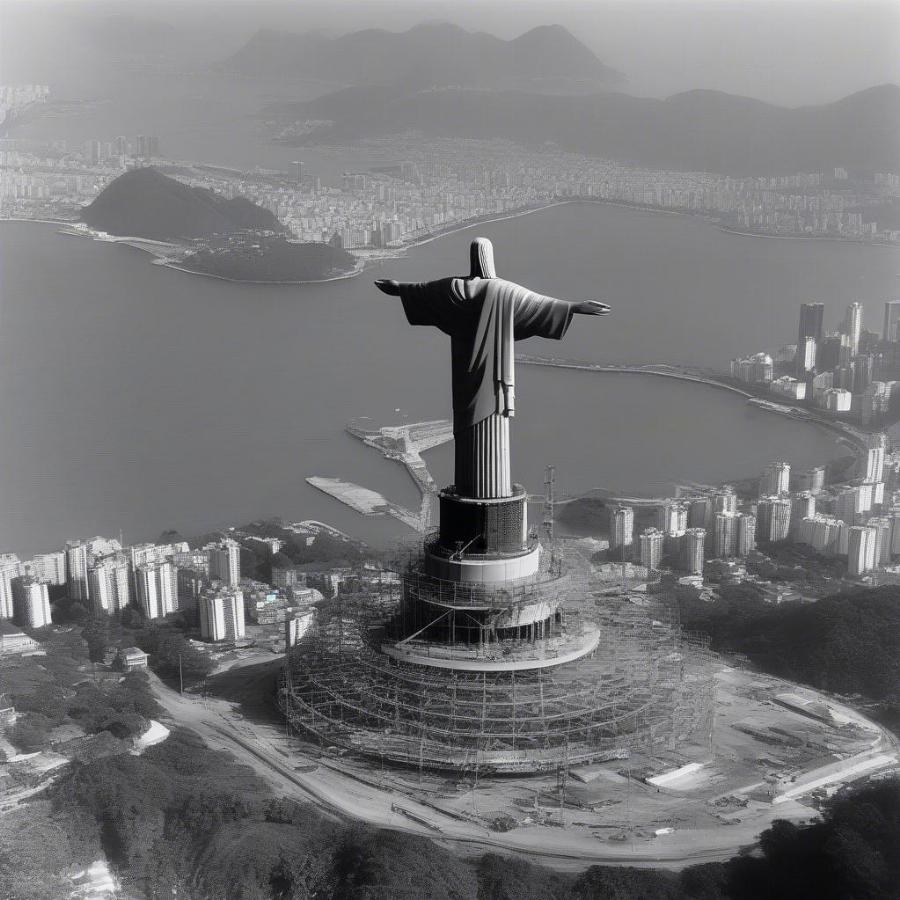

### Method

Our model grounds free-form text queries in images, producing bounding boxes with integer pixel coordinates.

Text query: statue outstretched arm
[571,300,611,316]
[374,279,401,296]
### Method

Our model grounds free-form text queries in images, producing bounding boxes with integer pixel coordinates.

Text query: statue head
[469,237,497,279]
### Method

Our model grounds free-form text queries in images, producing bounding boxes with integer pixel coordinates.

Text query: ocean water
[1,205,897,555]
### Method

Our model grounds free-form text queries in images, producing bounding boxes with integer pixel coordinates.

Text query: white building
[135,561,177,620]
[863,433,887,483]
[608,506,634,551]
[638,528,664,571]
[821,388,853,412]
[797,514,848,556]
[770,376,806,401]
[0,554,25,619]
[756,496,792,542]
[844,301,862,356]
[797,336,817,373]
[65,536,122,601]
[658,501,688,536]
[679,528,706,575]
[713,487,738,514]
[199,587,245,642]
[847,525,878,576]
[12,576,52,628]
[730,352,774,384]
[712,512,737,559]
[88,555,131,614]
[760,461,791,497]
[735,513,756,557]
[789,492,816,532]
[128,540,189,573]
[208,538,241,587]
[28,551,66,586]
[64,540,90,601]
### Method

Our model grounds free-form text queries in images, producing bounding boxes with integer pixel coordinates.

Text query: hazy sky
[2,0,898,104]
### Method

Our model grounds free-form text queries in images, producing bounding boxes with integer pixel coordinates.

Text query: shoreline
[518,358,869,505]
[4,194,896,290]
[160,257,366,285]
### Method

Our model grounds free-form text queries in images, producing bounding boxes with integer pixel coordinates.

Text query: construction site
[281,551,716,776]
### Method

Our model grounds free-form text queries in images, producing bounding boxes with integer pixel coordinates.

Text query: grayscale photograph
[0,0,898,897]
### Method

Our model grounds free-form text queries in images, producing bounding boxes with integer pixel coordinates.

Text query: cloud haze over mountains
[2,1,898,107]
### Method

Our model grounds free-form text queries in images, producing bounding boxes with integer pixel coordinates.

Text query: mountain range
[268,83,900,176]
[80,168,281,241]
[223,22,622,92]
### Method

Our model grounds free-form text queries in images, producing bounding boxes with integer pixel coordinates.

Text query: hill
[270,83,900,176]
[678,586,900,703]
[79,168,281,241]
[223,22,622,92]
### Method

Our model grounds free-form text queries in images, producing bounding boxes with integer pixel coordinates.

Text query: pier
[309,420,453,533]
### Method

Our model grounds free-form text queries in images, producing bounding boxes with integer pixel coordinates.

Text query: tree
[81,616,111,663]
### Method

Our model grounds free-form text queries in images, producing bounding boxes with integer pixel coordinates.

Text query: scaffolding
[280,552,716,776]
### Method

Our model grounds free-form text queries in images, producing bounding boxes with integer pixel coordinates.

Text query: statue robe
[399,276,574,433]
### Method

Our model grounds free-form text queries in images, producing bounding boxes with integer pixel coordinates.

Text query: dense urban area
[2,85,900,259]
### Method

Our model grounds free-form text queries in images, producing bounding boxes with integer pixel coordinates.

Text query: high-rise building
[170,549,210,575]
[713,487,737,515]
[735,513,757,557]
[88,555,131,615]
[794,466,826,495]
[797,336,817,374]
[199,587,245,642]
[760,461,791,497]
[65,536,122,601]
[12,576,52,628]
[883,301,900,343]
[835,486,863,524]
[128,540,189,573]
[687,497,711,529]
[866,516,893,567]
[0,553,25,619]
[847,525,878,576]
[177,567,208,612]
[756,496,792,542]
[65,540,90,601]
[817,334,845,372]
[28,551,66,586]
[864,433,887,483]
[798,302,824,351]
[890,510,900,557]
[797,515,848,556]
[821,387,853,412]
[638,528,664,571]
[135,561,177,620]
[669,502,688,535]
[679,528,706,575]
[208,538,241,586]
[844,302,863,356]
[712,512,737,559]
[810,370,834,406]
[790,492,816,533]
[731,353,774,384]
[852,354,875,394]
[861,382,891,426]
[608,506,634,551]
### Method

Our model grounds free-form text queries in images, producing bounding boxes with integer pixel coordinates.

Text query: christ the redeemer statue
[375,237,609,501]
